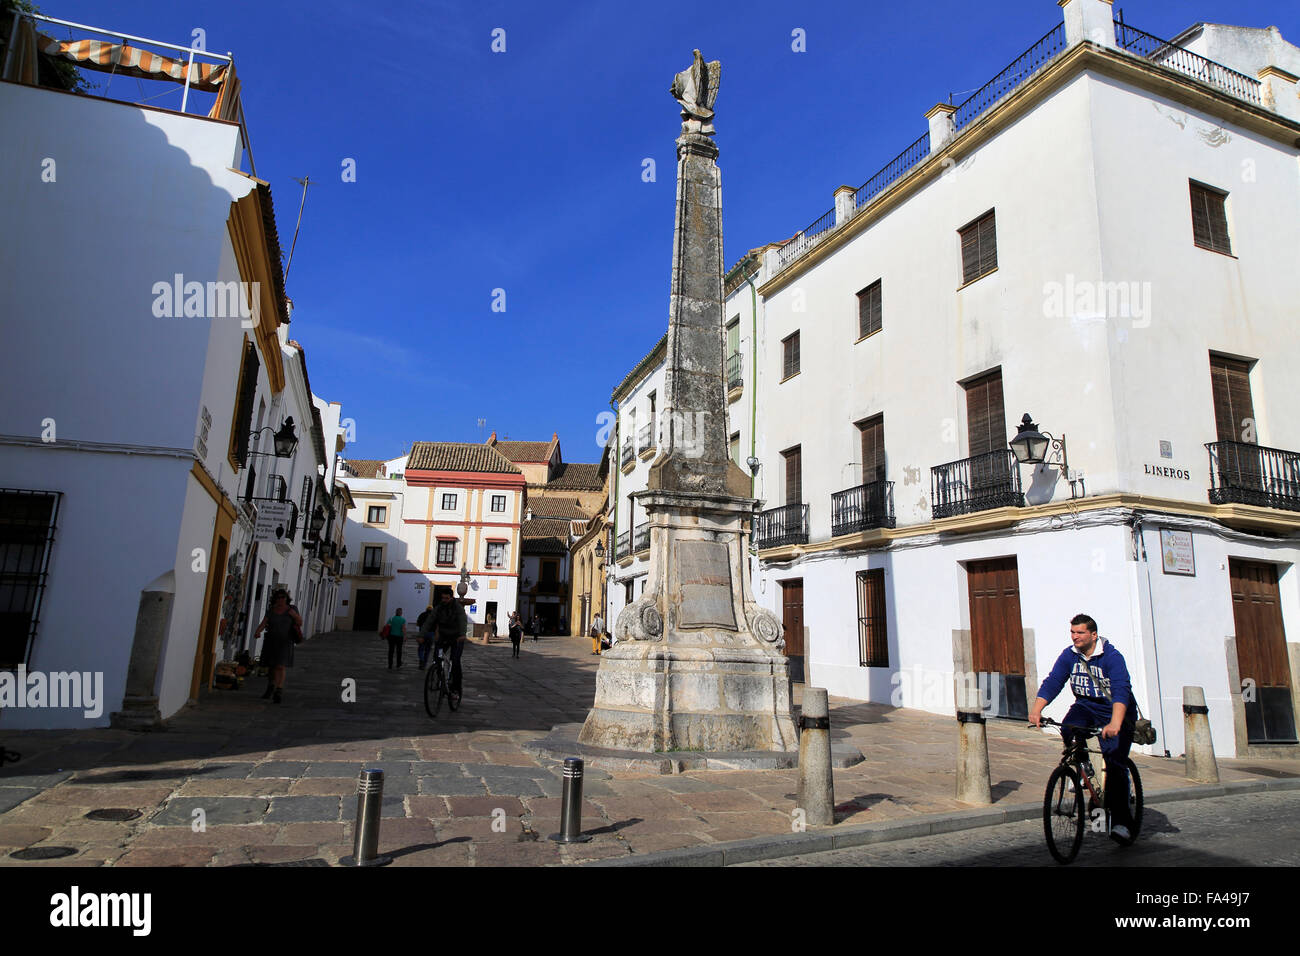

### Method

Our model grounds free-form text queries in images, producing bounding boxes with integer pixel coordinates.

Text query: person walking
[590,612,605,655]
[385,607,407,669]
[252,589,300,704]
[531,614,541,642]
[415,605,434,669]
[507,611,523,659]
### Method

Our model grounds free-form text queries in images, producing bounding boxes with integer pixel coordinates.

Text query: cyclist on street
[420,589,468,695]
[1029,613,1138,843]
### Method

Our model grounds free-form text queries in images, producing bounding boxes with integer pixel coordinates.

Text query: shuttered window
[959,210,998,285]
[1209,354,1255,444]
[1190,181,1232,255]
[857,280,882,338]
[782,331,800,379]
[783,446,802,506]
[858,415,885,484]
[856,569,889,667]
[964,369,1006,457]
[229,341,260,467]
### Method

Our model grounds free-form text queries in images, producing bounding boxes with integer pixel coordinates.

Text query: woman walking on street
[253,589,300,703]
[508,611,523,659]
[386,607,407,669]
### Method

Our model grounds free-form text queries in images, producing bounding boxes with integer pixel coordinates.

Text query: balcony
[831,480,896,537]
[727,351,743,391]
[633,522,650,553]
[1206,442,1300,512]
[621,439,635,470]
[346,561,393,578]
[637,423,656,458]
[615,530,631,560]
[754,503,809,549]
[1114,20,1261,105]
[931,450,1024,519]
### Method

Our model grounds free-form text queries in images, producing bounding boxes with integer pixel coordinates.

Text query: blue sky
[43,0,1300,464]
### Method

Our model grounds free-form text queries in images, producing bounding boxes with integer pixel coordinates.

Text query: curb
[585,776,1300,867]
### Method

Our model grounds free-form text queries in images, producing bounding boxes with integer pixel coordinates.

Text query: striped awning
[37,31,229,91]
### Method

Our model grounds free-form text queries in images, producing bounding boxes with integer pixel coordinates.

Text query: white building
[336,444,526,634]
[0,13,341,726]
[747,0,1300,758]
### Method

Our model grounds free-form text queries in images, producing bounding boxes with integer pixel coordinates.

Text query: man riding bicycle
[1029,613,1137,844]
[419,589,467,695]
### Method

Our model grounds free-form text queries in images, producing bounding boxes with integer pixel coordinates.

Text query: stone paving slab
[1,628,1296,866]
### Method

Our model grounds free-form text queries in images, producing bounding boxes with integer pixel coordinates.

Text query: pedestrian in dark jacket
[507,611,524,659]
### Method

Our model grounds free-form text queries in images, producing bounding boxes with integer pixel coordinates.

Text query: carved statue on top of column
[670,49,720,138]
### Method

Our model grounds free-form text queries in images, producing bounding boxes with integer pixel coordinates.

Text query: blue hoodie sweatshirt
[1036,637,1136,723]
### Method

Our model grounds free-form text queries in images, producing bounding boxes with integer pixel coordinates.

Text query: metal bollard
[797,687,835,826]
[339,768,393,866]
[549,757,593,843]
[1183,686,1219,783]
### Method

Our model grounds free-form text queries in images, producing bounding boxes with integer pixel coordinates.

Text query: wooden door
[353,589,382,631]
[967,557,1027,719]
[1229,559,1297,743]
[781,579,805,682]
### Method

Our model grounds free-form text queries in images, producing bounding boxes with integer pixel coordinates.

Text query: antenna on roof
[283,175,313,287]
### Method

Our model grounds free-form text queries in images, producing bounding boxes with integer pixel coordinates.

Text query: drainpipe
[1132,514,1172,757]
[609,398,620,621]
[741,255,760,499]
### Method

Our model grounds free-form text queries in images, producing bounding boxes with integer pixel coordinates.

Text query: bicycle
[423,641,461,717]
[1035,716,1143,864]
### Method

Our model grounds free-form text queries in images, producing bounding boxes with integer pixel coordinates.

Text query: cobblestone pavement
[739,790,1300,867]
[1,630,1295,866]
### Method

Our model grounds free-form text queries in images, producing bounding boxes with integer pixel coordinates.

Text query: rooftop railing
[1114,21,1261,105]
[953,23,1068,131]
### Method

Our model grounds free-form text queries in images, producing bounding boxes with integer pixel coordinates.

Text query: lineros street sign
[253,501,294,543]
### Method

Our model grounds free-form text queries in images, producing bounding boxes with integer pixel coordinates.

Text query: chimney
[488,431,497,444]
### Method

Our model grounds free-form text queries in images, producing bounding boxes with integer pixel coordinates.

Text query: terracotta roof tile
[544,462,603,491]
[342,459,386,478]
[493,440,555,463]
[407,442,521,474]
[521,517,571,554]
[526,497,591,519]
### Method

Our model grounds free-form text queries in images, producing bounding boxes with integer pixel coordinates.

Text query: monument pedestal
[578,491,797,753]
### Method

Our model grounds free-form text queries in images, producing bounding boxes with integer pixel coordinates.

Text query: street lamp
[1009,413,1081,498]
[309,505,326,538]
[746,455,761,475]
[249,417,298,458]
[457,564,471,599]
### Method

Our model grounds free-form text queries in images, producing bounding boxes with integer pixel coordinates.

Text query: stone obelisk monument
[578,51,797,754]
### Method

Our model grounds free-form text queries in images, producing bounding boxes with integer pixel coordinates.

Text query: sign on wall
[1160,529,1195,576]
[253,501,295,543]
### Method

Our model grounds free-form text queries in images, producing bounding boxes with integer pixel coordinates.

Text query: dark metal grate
[84,808,144,822]
[10,845,77,860]
[0,489,62,670]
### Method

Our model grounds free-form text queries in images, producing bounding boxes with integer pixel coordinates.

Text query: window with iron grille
[486,541,507,568]
[857,280,882,339]
[1190,181,1232,255]
[441,493,457,511]
[228,341,260,467]
[856,569,888,667]
[436,539,457,566]
[959,210,997,285]
[0,490,61,669]
[782,331,800,380]
[491,494,506,513]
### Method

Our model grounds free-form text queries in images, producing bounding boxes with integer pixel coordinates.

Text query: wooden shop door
[1229,559,1297,743]
[967,557,1027,719]
[781,578,805,683]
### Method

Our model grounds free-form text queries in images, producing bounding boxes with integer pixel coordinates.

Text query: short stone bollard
[797,687,835,826]
[1183,686,1219,783]
[550,757,593,843]
[340,768,392,866]
[955,710,992,805]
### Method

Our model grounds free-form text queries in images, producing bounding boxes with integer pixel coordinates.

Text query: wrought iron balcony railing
[346,561,393,577]
[615,530,631,560]
[633,522,650,553]
[621,439,635,468]
[1206,442,1300,512]
[727,351,743,390]
[754,503,810,549]
[637,423,656,454]
[831,480,896,537]
[931,450,1024,519]
[1115,21,1261,105]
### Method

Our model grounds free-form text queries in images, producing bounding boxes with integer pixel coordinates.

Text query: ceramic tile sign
[253,500,294,543]
[1160,528,1195,576]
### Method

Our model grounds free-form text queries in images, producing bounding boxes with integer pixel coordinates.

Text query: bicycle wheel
[423,661,445,718]
[1043,765,1085,864]
[1124,758,1143,841]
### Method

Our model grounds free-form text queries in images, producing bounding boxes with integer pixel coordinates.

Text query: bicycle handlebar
[1028,717,1102,737]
